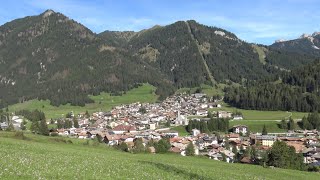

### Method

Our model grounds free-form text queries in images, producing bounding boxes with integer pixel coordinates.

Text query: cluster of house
[1,93,242,133]
[72,93,242,131]
[52,120,320,166]
[0,116,23,130]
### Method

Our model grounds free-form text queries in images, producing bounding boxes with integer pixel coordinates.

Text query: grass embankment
[0,132,318,180]
[171,126,190,136]
[7,84,157,119]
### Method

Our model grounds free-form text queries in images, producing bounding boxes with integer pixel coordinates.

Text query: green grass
[171,126,190,136]
[7,84,158,119]
[176,84,226,97]
[230,120,288,133]
[211,103,308,120]
[0,132,318,180]
[230,118,303,133]
[252,44,267,65]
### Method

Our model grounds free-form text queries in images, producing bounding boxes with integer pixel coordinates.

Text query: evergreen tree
[30,121,39,133]
[73,118,79,128]
[262,124,268,135]
[267,141,305,170]
[185,142,195,156]
[288,117,295,130]
[155,139,171,153]
[224,137,230,150]
[118,142,128,152]
[85,110,90,118]
[96,134,103,143]
[132,138,145,153]
[280,119,287,129]
[39,119,49,136]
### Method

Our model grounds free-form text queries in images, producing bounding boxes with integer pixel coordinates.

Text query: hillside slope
[0,132,317,180]
[0,10,318,108]
[0,10,172,108]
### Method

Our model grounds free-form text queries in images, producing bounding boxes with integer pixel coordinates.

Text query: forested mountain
[98,30,137,47]
[0,10,173,108]
[224,60,320,112]
[0,10,318,108]
[270,33,320,57]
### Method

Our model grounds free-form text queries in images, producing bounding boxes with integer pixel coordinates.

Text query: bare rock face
[300,33,310,39]
[312,32,320,37]
[275,39,287,43]
[42,10,55,18]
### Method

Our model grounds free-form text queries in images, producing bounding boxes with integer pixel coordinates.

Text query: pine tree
[288,117,295,130]
[262,124,268,135]
[39,119,49,136]
[280,119,287,129]
[133,138,145,153]
[73,118,79,128]
[85,110,90,118]
[185,142,195,156]
[155,139,171,153]
[31,121,39,133]
[118,142,128,152]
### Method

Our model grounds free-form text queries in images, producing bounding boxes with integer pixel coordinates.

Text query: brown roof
[227,133,240,138]
[286,142,306,153]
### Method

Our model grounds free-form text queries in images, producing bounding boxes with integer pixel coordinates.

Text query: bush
[14,131,27,140]
[50,132,59,136]
[117,142,129,152]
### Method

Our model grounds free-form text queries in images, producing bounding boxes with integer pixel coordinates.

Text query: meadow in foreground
[0,132,318,180]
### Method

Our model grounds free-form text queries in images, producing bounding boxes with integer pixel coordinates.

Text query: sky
[0,0,319,45]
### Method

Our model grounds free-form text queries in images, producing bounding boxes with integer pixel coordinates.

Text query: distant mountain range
[271,32,320,57]
[0,10,319,108]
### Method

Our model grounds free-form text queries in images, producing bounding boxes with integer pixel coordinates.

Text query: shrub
[14,131,27,140]
[50,132,59,136]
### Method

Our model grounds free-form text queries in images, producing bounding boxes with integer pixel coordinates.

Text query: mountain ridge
[0,10,318,108]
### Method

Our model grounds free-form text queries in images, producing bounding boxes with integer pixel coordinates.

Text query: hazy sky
[0,0,319,45]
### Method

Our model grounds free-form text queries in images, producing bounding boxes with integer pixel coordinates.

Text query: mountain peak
[299,33,310,39]
[42,9,56,18]
[312,32,320,37]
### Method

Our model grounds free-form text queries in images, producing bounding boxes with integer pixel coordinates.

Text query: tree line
[187,116,229,133]
[224,61,320,112]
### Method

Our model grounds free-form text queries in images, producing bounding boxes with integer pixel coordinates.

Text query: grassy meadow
[210,103,308,120]
[229,120,292,133]
[7,84,158,119]
[0,131,318,180]
[176,84,226,97]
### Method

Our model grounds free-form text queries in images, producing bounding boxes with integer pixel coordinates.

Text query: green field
[171,126,190,136]
[211,103,308,120]
[176,84,226,97]
[0,132,318,180]
[7,84,158,119]
[230,120,289,133]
